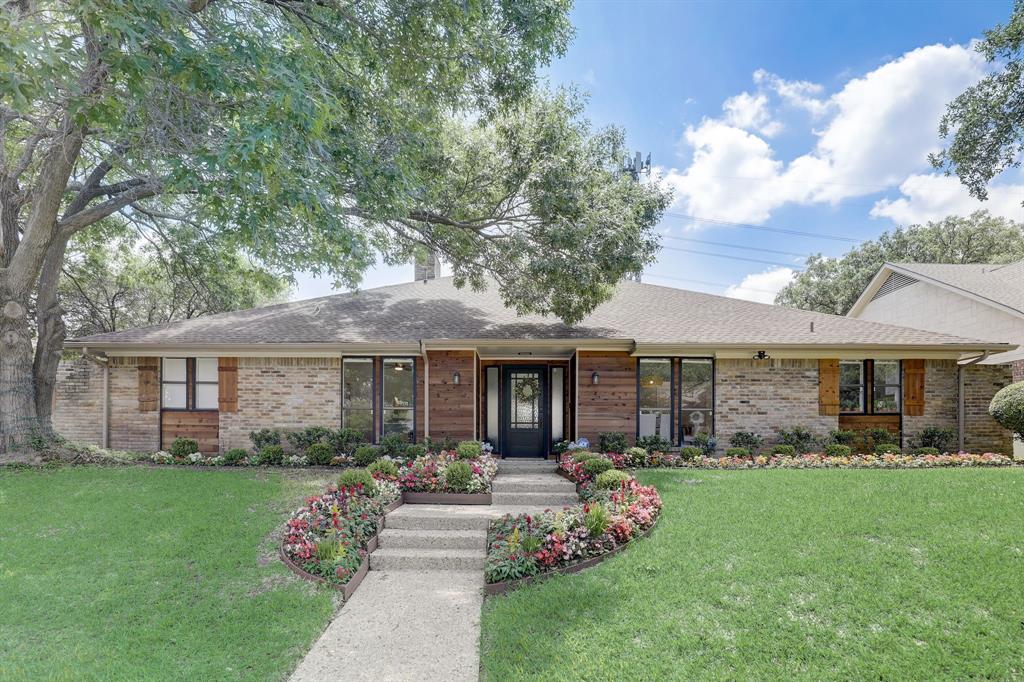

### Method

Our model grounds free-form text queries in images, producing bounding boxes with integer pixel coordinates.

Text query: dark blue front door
[501,366,548,457]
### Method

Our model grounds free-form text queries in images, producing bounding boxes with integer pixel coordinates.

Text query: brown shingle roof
[67,277,1009,350]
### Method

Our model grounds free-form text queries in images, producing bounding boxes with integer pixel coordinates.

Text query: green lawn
[481,469,1024,681]
[0,466,337,681]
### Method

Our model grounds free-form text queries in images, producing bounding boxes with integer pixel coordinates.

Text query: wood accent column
[818,359,839,416]
[576,351,637,446]
[218,357,238,412]
[427,350,475,441]
[903,359,925,416]
[137,357,159,412]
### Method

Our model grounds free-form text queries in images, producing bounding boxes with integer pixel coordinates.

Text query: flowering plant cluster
[397,452,499,493]
[484,475,661,584]
[281,480,400,586]
[151,450,226,466]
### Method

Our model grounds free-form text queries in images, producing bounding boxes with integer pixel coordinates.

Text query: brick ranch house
[55,273,1017,456]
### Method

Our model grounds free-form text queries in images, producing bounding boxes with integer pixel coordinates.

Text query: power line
[644,273,783,295]
[664,212,862,243]
[662,235,811,259]
[660,246,803,270]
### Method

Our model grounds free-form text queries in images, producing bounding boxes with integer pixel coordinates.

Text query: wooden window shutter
[138,357,159,412]
[818,359,840,416]
[903,359,925,417]
[218,357,238,413]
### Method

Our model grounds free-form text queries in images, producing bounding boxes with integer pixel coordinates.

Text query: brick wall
[219,357,341,452]
[108,357,161,452]
[1013,359,1024,383]
[715,359,837,450]
[53,356,104,446]
[902,359,958,448]
[577,351,637,446]
[963,363,1014,454]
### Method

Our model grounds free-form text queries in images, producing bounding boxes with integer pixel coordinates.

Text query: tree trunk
[33,236,70,437]
[0,285,39,457]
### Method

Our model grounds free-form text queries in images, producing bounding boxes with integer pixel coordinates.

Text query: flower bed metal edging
[483,515,660,596]
[402,492,492,505]
[278,495,404,600]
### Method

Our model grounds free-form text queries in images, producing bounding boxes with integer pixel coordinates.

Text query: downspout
[421,340,429,439]
[958,351,990,452]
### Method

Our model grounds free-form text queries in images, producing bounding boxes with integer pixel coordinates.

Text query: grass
[480,468,1024,681]
[0,465,338,681]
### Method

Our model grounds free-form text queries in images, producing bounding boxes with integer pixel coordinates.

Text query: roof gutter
[958,351,990,452]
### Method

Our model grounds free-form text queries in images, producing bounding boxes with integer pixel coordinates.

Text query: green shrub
[327,427,364,456]
[692,432,717,457]
[443,460,473,492]
[598,432,629,454]
[913,426,956,453]
[824,444,852,457]
[570,450,597,462]
[595,469,632,489]
[367,458,399,479]
[866,427,898,446]
[551,440,574,456]
[378,433,408,457]
[353,445,380,467]
[338,468,376,494]
[875,443,901,455]
[223,448,248,465]
[305,443,334,466]
[990,380,1024,441]
[259,444,285,466]
[249,428,281,452]
[771,444,796,456]
[828,429,857,446]
[404,444,427,460]
[584,504,610,536]
[912,446,940,456]
[679,446,702,461]
[725,447,749,458]
[582,457,613,477]
[424,436,458,453]
[170,438,199,457]
[729,432,763,454]
[286,426,331,452]
[776,426,816,454]
[636,435,671,453]
[455,441,482,459]
[624,446,648,467]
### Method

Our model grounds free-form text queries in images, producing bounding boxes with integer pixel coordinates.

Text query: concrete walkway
[289,459,573,681]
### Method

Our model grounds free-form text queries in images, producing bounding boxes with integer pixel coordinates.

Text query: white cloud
[582,69,597,86]
[870,173,1024,224]
[753,69,830,118]
[725,267,797,304]
[722,92,783,137]
[670,43,988,224]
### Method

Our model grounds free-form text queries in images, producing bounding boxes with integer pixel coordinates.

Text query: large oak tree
[0,0,671,456]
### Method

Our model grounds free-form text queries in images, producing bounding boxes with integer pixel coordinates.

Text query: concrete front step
[491,474,576,493]
[369,547,486,571]
[378,528,486,550]
[490,491,578,507]
[384,504,551,531]
[498,459,557,474]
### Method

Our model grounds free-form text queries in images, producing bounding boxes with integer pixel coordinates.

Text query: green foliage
[367,459,400,479]
[520,534,544,555]
[771,444,796,456]
[875,443,902,455]
[377,434,408,458]
[635,435,671,453]
[828,429,857,446]
[825,444,852,458]
[776,213,1024,314]
[327,428,365,457]
[989,381,1024,440]
[456,441,483,460]
[258,445,285,466]
[692,433,717,457]
[425,436,459,453]
[584,504,611,536]
[404,444,427,460]
[222,448,248,465]
[776,427,817,454]
[249,429,282,452]
[582,458,614,477]
[595,469,632,490]
[913,426,957,453]
[624,446,648,467]
[571,450,597,462]
[725,448,750,458]
[678,446,702,461]
[286,427,332,453]
[443,460,473,492]
[913,447,941,456]
[304,443,334,466]
[353,445,380,467]
[729,432,763,454]
[338,469,376,495]
[598,432,629,454]
[169,438,199,458]
[865,428,898,447]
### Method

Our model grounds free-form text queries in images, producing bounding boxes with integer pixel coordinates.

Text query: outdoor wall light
[452,370,461,385]
[592,371,600,385]
[753,350,771,360]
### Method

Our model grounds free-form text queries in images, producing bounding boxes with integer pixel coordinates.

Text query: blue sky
[294,0,1023,303]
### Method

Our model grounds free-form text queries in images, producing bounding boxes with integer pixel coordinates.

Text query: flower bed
[484,473,662,592]
[280,478,401,594]
[398,451,499,503]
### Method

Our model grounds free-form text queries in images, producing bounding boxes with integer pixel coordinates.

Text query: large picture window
[382,358,415,440]
[839,360,865,412]
[873,360,901,413]
[680,358,714,441]
[161,357,218,410]
[839,359,901,414]
[342,358,374,443]
[638,358,673,442]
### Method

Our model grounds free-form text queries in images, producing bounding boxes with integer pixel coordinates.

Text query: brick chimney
[414,251,441,281]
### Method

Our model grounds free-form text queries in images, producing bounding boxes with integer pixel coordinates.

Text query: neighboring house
[849,261,1024,454]
[55,269,1016,456]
